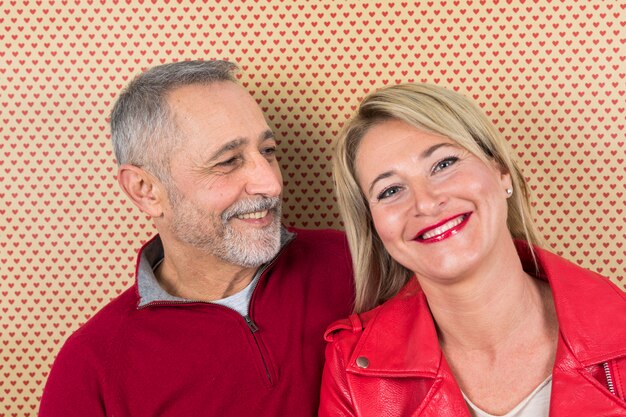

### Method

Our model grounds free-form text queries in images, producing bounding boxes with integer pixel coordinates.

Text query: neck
[155,237,258,302]
[422,246,556,352]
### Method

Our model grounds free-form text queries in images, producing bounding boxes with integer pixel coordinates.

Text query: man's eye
[261,147,277,157]
[377,185,403,201]
[217,156,240,167]
[432,156,459,173]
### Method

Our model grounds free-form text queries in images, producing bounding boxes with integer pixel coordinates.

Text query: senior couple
[40,60,626,417]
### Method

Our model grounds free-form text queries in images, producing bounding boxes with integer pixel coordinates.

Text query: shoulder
[518,241,626,302]
[59,287,137,356]
[535,246,626,301]
[42,287,137,404]
[287,227,349,251]
[321,306,387,380]
[534,246,626,363]
[282,227,352,272]
[323,315,364,369]
[324,305,380,344]
[275,228,354,306]
[323,278,424,347]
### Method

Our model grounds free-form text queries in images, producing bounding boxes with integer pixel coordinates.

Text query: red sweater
[39,228,354,417]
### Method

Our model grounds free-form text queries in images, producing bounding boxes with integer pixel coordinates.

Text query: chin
[412,256,478,283]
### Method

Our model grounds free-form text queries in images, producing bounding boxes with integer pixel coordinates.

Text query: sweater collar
[133,228,295,308]
[345,241,626,376]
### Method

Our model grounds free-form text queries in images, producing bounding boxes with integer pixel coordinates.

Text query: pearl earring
[506,188,513,197]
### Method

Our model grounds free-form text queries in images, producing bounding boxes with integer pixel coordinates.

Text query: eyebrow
[207,129,275,163]
[366,142,454,196]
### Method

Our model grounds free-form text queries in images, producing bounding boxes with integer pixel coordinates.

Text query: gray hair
[110,60,238,181]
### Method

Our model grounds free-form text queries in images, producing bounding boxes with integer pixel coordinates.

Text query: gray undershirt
[211,270,261,316]
[150,258,261,317]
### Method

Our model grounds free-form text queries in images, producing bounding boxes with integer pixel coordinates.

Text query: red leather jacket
[320,243,626,417]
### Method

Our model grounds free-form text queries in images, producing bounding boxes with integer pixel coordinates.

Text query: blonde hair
[334,83,541,313]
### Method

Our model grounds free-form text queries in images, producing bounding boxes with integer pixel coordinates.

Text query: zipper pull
[244,315,259,333]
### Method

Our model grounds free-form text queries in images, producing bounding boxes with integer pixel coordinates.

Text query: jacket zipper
[603,361,616,395]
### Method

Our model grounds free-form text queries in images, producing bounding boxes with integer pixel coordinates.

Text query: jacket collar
[519,241,626,366]
[345,279,443,377]
[345,241,626,376]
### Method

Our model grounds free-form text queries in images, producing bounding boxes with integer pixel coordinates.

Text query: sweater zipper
[244,315,259,333]
[603,361,616,395]
[244,313,273,383]
[240,254,282,383]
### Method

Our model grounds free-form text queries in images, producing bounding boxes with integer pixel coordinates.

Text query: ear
[497,166,513,193]
[117,164,167,218]
[490,159,513,191]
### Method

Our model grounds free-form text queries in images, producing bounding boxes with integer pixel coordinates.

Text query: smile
[236,210,269,220]
[415,213,471,243]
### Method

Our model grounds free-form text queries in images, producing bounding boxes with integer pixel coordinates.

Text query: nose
[411,180,446,216]
[244,154,283,197]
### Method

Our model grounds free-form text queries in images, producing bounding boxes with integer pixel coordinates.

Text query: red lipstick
[414,212,472,244]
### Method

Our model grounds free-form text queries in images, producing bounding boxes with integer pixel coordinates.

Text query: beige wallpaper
[0,1,624,413]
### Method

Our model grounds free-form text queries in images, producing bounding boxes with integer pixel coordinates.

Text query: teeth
[237,210,268,220]
[421,215,466,240]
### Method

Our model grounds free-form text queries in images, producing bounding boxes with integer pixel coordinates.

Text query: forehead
[356,120,455,165]
[167,81,270,152]
[354,120,461,189]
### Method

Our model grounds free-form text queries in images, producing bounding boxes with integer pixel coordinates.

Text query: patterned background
[1,0,624,413]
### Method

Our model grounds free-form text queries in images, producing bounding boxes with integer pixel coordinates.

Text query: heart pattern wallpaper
[0,1,624,413]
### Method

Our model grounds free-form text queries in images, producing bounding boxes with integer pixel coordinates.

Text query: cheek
[370,205,407,245]
[192,188,234,216]
[272,163,284,184]
[462,168,500,197]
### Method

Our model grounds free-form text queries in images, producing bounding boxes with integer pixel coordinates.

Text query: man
[39,60,354,416]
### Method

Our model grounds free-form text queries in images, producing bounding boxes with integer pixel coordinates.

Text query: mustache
[221,197,282,222]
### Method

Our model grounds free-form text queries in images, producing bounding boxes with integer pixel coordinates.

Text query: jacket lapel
[550,336,626,416]
[413,359,472,417]
[344,280,472,416]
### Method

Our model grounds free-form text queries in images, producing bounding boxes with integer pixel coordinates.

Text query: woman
[320,83,626,417]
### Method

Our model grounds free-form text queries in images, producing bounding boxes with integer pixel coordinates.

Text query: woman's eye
[377,185,403,201]
[433,156,459,173]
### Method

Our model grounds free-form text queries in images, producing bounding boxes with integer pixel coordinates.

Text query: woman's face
[355,119,513,284]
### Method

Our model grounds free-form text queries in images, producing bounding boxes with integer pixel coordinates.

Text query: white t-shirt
[463,375,552,417]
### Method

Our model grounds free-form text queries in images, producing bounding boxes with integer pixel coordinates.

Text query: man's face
[161,82,283,268]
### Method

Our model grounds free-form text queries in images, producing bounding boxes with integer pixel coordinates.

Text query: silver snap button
[355,356,369,369]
